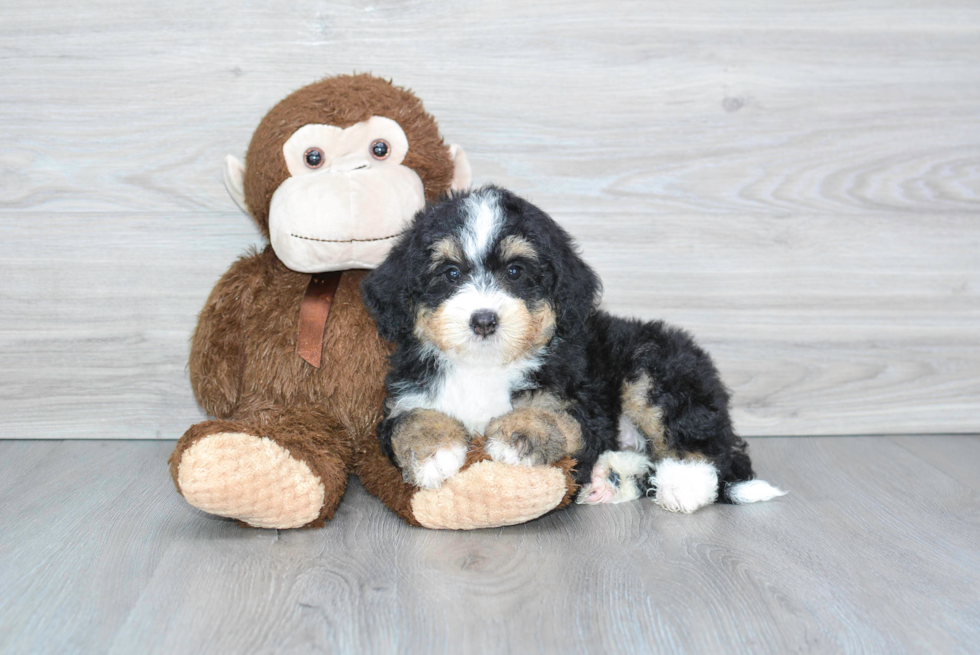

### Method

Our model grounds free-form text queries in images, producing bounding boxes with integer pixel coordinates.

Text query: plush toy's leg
[353,427,424,527]
[355,433,579,530]
[169,410,351,529]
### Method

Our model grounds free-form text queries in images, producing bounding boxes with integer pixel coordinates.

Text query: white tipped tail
[727,479,788,504]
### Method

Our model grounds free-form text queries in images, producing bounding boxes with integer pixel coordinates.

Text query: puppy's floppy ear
[361,236,417,343]
[547,223,602,336]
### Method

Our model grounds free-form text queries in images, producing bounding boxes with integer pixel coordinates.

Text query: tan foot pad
[177,432,325,529]
[411,461,567,530]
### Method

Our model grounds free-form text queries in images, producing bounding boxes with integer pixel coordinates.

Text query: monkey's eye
[444,266,461,283]
[371,139,391,160]
[506,264,524,281]
[304,148,324,169]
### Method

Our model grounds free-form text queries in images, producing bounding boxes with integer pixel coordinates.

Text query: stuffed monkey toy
[168,74,577,529]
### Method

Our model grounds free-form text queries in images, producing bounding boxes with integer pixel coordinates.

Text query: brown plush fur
[243,74,456,236]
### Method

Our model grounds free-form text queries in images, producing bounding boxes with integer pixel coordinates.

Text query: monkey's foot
[176,432,325,529]
[410,460,571,530]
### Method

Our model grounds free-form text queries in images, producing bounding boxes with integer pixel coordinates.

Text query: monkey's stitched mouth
[290,231,404,243]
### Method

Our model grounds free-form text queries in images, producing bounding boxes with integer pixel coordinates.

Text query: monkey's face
[266,116,425,273]
[227,75,471,273]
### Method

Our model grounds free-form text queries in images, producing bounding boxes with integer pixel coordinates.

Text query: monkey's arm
[189,251,263,418]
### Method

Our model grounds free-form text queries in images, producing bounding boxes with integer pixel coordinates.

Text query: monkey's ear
[223,155,249,215]
[361,238,416,343]
[448,144,472,191]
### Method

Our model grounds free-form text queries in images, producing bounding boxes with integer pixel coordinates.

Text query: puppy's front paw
[484,407,577,466]
[392,410,470,489]
[410,443,469,490]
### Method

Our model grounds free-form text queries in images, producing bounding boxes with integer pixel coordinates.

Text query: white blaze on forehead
[460,190,503,263]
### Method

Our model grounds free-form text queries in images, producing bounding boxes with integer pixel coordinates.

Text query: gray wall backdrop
[2,0,978,439]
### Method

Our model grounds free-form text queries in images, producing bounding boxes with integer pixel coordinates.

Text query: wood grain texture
[2,0,979,216]
[1,0,978,438]
[1,211,976,438]
[1,437,979,654]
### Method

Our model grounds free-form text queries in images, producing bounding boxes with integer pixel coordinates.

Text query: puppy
[362,186,785,512]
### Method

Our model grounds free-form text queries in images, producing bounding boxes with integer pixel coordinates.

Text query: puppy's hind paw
[649,458,719,513]
[577,450,652,505]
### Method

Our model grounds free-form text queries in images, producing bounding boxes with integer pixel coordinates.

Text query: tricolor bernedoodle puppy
[361,186,785,513]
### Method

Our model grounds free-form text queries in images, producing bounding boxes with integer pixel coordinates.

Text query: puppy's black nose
[470,310,498,337]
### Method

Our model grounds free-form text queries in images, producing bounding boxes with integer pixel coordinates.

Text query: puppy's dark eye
[445,266,461,283]
[371,139,391,160]
[304,147,324,169]
[506,264,523,281]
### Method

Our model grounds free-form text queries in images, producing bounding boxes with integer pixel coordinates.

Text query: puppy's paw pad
[577,478,618,505]
[413,443,468,490]
[650,458,719,514]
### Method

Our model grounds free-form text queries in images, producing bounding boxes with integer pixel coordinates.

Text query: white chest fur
[427,359,538,434]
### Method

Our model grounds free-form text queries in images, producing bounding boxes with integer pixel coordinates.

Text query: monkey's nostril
[470,310,498,337]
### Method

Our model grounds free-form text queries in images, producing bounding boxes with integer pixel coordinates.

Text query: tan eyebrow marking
[499,235,539,262]
[430,237,465,270]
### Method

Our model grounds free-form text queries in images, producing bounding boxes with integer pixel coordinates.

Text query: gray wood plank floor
[2,437,978,654]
